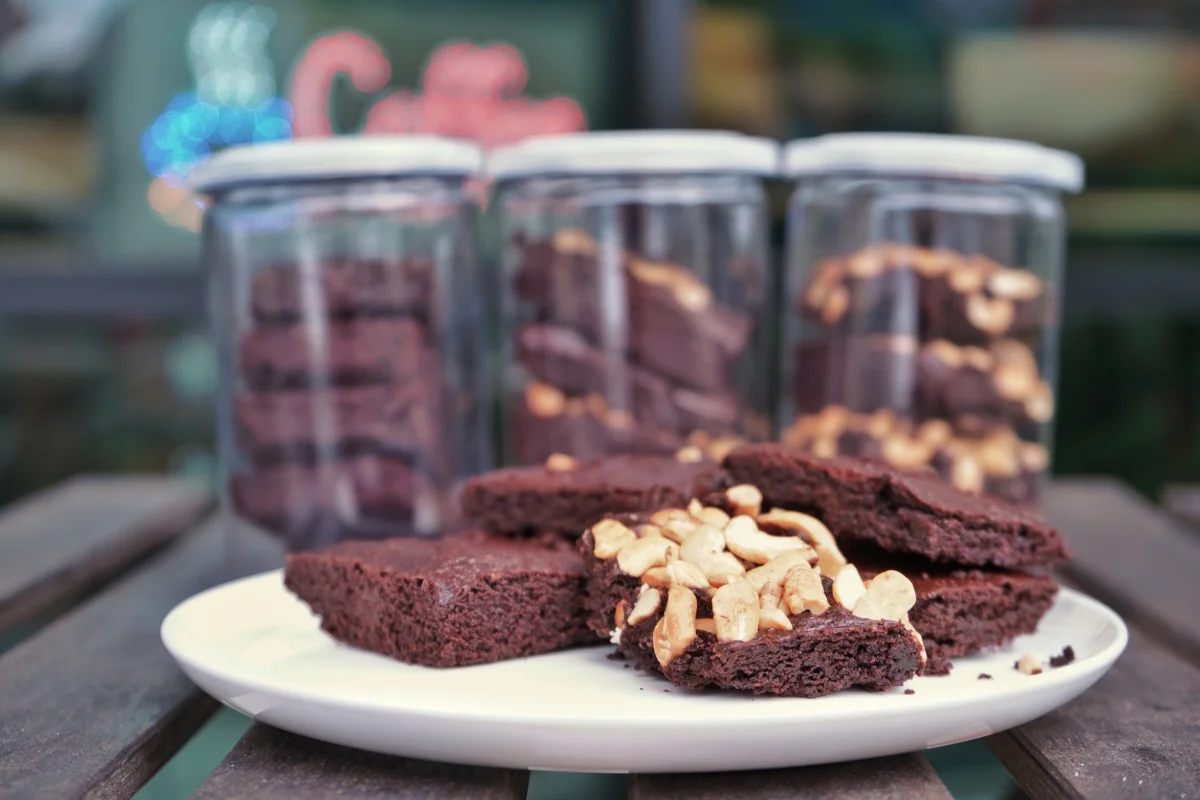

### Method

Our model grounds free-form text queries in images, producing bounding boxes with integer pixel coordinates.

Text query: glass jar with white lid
[194,136,490,557]
[489,131,779,467]
[781,133,1084,506]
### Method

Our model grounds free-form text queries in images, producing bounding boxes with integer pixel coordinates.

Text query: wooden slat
[1162,483,1200,532]
[630,755,952,799]
[0,476,210,633]
[989,626,1200,800]
[1044,479,1200,664]
[0,516,278,799]
[195,725,530,800]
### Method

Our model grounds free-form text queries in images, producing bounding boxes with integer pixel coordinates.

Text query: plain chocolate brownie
[723,443,1070,568]
[462,454,724,537]
[250,257,434,324]
[234,383,441,464]
[284,533,596,667]
[239,318,430,389]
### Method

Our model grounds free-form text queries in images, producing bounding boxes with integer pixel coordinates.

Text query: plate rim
[162,569,1129,730]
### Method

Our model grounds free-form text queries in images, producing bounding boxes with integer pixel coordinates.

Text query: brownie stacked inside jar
[229,255,450,548]
[491,132,780,468]
[508,227,756,464]
[785,244,1054,505]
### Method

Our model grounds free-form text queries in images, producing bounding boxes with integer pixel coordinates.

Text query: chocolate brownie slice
[231,453,427,546]
[856,555,1058,674]
[239,318,430,389]
[799,246,1046,346]
[723,443,1070,568]
[462,453,723,537]
[577,506,924,696]
[250,257,434,324]
[518,324,739,434]
[508,383,683,465]
[234,383,440,464]
[284,532,596,667]
[513,230,751,392]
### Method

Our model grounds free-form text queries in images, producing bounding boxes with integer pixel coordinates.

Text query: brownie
[250,257,434,324]
[723,443,1070,568]
[856,555,1058,674]
[508,382,683,465]
[518,324,739,434]
[284,532,596,667]
[800,246,1046,346]
[234,383,440,464]
[239,318,430,389]
[618,595,922,696]
[780,407,1048,505]
[461,454,723,537]
[577,508,923,697]
[231,453,429,546]
[513,230,751,393]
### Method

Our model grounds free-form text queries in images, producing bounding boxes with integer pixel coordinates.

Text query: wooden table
[2,476,1199,799]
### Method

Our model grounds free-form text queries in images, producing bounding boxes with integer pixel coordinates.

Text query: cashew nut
[853,570,917,622]
[756,509,847,578]
[987,267,1043,301]
[712,579,760,643]
[965,294,1015,336]
[783,563,829,616]
[626,587,662,626]
[688,499,730,528]
[694,618,717,635]
[616,536,677,578]
[725,484,763,518]
[758,607,793,631]
[591,518,637,559]
[901,613,927,666]
[652,585,697,667]
[744,551,814,592]
[544,453,578,472]
[675,445,705,464]
[832,564,866,610]
[651,509,700,543]
[724,515,816,565]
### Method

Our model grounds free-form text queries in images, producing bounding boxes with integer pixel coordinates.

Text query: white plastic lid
[489,131,780,180]
[783,133,1083,192]
[192,135,484,193]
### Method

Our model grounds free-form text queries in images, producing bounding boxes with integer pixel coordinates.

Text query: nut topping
[901,614,927,666]
[948,261,988,294]
[744,551,814,592]
[965,294,1015,336]
[950,453,985,494]
[832,564,867,610]
[1020,442,1050,473]
[822,286,851,326]
[616,536,678,578]
[653,585,698,667]
[724,515,816,565]
[614,599,626,629]
[689,499,730,527]
[651,509,699,543]
[626,587,662,626]
[544,453,578,472]
[852,571,917,622]
[591,518,637,559]
[882,434,933,471]
[987,268,1043,301]
[712,579,760,643]
[1025,382,1055,423]
[1016,652,1044,675]
[694,618,717,635]
[725,484,763,517]
[927,339,964,368]
[553,227,598,256]
[526,382,566,417]
[961,346,994,372]
[674,445,705,464]
[783,564,829,616]
[758,607,793,631]
[847,246,886,279]
[663,560,711,590]
[917,419,953,448]
[756,509,847,577]
[635,523,666,540]
[994,362,1038,401]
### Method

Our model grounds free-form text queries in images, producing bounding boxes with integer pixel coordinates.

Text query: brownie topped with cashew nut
[576,489,926,697]
[723,443,1071,569]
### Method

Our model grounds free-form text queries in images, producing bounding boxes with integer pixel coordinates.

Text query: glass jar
[781,134,1083,506]
[195,136,490,556]
[490,132,778,466]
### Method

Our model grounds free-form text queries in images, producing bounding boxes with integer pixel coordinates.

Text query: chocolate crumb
[978,673,993,680]
[1049,645,1076,668]
[904,688,915,695]
[663,689,670,693]
[606,651,625,662]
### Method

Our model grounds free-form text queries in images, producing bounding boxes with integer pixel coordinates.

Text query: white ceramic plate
[162,571,1127,773]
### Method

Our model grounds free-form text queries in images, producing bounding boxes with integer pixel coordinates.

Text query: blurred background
[0,0,1196,504]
